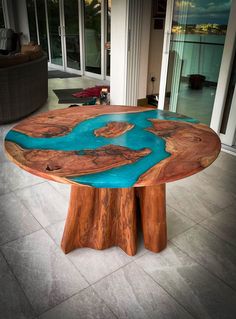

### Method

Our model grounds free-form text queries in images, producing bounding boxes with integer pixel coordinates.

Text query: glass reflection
[84,0,101,74]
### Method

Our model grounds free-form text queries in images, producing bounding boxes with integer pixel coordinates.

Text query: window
[0,0,5,28]
[25,0,111,78]
[36,0,48,56]
[26,0,37,43]
[84,0,102,74]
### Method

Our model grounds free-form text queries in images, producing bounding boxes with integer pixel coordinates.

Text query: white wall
[2,0,15,29]
[13,0,30,44]
[110,0,129,105]
[1,0,30,43]
[137,0,152,100]
[210,0,236,145]
[110,0,152,105]
[147,21,164,95]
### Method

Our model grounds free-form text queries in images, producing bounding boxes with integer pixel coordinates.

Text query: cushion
[21,43,43,60]
[0,28,14,51]
[0,53,29,68]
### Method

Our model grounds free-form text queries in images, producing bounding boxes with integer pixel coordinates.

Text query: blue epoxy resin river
[6,109,198,188]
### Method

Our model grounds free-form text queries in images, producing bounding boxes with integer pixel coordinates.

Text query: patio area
[0,76,236,319]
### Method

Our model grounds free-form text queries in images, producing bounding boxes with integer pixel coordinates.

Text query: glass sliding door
[26,0,48,55]
[160,0,231,125]
[0,0,5,28]
[47,0,63,66]
[220,50,236,135]
[84,0,102,74]
[64,0,80,70]
[219,48,236,146]
[106,0,111,76]
[26,0,110,78]
[35,0,48,57]
[26,0,38,43]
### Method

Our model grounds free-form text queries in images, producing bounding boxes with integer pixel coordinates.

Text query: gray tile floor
[1,77,236,318]
[176,83,216,126]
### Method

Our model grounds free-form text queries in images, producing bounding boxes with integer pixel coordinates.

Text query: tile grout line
[199,222,236,249]
[48,180,70,198]
[91,286,119,319]
[90,260,148,317]
[3,187,236,300]
[11,180,48,192]
[88,253,148,287]
[4,188,235,316]
[69,253,136,286]
[0,227,43,248]
[41,229,92,288]
[2,223,92,289]
[134,260,198,319]
[0,189,67,250]
[36,256,146,318]
[1,116,236,316]
[168,223,197,241]
[0,228,91,317]
[168,203,236,243]
[36,286,90,318]
[2,182,151,305]
[169,216,236,254]
[0,188,45,247]
[0,188,15,197]
[170,240,236,294]
[0,249,37,318]
[12,186,67,234]
[13,188,48,227]
[167,201,223,224]
[1,185,91,289]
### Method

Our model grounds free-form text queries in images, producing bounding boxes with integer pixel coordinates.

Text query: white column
[126,0,151,105]
[2,0,15,30]
[210,0,236,135]
[137,0,152,100]
[110,0,151,105]
[13,0,30,43]
[110,0,129,105]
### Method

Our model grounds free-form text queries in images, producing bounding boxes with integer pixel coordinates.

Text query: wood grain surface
[4,106,221,255]
[94,121,134,138]
[5,141,150,179]
[138,184,167,252]
[61,186,137,255]
[4,106,221,187]
[61,184,167,256]
[12,105,149,138]
[136,120,221,186]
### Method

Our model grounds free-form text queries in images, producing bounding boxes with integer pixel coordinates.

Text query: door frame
[59,0,82,75]
[30,0,109,79]
[210,0,236,146]
[220,85,236,146]
[1,0,12,28]
[158,0,174,110]
[159,0,236,147]
[83,0,104,79]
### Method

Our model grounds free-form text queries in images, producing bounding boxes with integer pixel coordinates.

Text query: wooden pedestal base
[61,184,167,256]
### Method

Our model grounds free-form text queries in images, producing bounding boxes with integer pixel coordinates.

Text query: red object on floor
[73,86,110,98]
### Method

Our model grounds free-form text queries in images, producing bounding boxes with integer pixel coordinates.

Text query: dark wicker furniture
[0,54,48,123]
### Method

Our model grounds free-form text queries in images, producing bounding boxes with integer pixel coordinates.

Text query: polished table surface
[4,106,221,255]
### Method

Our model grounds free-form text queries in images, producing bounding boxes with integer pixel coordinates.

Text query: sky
[173,0,231,25]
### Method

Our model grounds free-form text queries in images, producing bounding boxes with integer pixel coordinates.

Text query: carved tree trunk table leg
[138,184,167,253]
[61,184,167,256]
[61,186,137,256]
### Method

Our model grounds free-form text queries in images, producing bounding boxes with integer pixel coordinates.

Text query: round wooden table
[4,106,221,256]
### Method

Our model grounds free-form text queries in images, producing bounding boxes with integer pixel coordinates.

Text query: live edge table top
[4,105,221,188]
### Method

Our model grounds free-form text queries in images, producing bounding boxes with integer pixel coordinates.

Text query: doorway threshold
[221,144,236,156]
